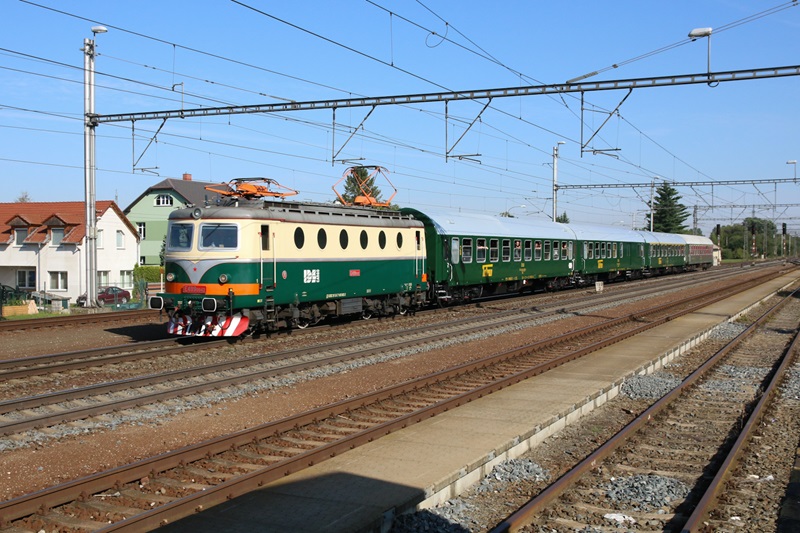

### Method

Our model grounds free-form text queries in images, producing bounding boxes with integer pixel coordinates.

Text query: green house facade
[124,174,229,266]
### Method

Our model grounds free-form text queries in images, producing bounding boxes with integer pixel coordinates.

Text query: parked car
[77,286,131,307]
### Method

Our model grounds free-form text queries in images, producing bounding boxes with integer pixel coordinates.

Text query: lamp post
[552,141,565,221]
[788,160,797,181]
[83,25,106,308]
[688,27,713,82]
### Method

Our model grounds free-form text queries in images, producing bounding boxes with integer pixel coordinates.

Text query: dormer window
[155,194,173,207]
[52,228,64,245]
[14,228,27,245]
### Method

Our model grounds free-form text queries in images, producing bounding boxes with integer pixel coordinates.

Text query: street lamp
[788,160,797,181]
[552,141,565,220]
[688,27,713,84]
[83,25,106,308]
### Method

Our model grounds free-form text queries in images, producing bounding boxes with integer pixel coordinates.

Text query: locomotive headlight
[218,273,229,284]
[166,272,175,282]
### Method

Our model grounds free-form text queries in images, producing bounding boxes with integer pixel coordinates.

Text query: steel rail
[489,287,800,533]
[0,309,159,332]
[0,263,765,380]
[0,269,784,528]
[680,312,800,531]
[0,268,779,435]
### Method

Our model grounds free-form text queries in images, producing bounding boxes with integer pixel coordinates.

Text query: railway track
[0,267,784,438]
[490,287,800,532]
[0,264,776,383]
[0,267,790,531]
[0,309,159,333]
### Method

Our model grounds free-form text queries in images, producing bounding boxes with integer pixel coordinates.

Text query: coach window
[451,238,460,264]
[601,242,607,258]
[476,238,487,263]
[562,241,570,260]
[260,225,270,251]
[567,241,573,260]
[612,242,617,258]
[553,241,560,260]
[378,230,386,249]
[534,240,542,261]
[543,241,551,261]
[489,239,499,262]
[584,242,591,259]
[594,242,600,259]
[523,240,532,261]
[397,232,403,249]
[293,227,305,249]
[501,239,511,261]
[462,238,473,263]
[339,229,349,249]
[513,240,522,261]
[317,228,327,249]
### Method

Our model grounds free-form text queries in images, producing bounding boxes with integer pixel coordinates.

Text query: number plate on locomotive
[181,285,207,294]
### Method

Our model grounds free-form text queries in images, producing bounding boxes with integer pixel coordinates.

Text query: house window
[97,229,104,248]
[17,269,35,289]
[97,271,110,287]
[139,256,146,265]
[51,228,64,246]
[155,194,173,207]
[137,222,146,239]
[49,271,68,291]
[120,270,133,287]
[116,230,124,249]
[15,228,27,245]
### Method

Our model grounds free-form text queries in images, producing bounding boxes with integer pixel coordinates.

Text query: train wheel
[362,309,374,320]
[295,318,312,329]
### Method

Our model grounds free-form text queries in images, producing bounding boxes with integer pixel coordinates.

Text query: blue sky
[1,0,798,233]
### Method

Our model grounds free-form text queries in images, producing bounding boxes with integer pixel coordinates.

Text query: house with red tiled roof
[0,201,139,304]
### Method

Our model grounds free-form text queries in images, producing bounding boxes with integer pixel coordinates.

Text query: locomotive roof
[168,200,423,228]
[401,208,574,240]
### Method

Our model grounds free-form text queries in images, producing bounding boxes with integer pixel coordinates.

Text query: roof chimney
[182,173,192,181]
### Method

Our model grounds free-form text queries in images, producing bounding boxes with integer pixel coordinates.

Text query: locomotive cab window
[462,238,473,263]
[200,224,238,249]
[167,223,194,251]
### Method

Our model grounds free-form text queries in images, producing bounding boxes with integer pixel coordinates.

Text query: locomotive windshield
[200,223,238,249]
[167,223,194,251]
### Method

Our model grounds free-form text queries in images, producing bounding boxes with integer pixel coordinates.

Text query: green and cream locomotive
[150,185,428,336]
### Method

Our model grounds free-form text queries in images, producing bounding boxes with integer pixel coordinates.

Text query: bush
[133,265,162,300]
